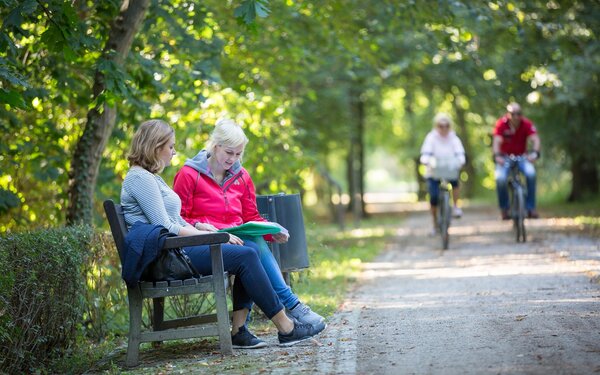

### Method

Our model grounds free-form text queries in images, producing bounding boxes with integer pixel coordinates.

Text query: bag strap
[177,248,201,278]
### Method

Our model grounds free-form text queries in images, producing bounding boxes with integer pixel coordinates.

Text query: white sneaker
[453,207,463,218]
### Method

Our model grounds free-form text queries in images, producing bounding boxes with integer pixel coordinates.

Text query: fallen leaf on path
[515,315,527,321]
[339,337,352,341]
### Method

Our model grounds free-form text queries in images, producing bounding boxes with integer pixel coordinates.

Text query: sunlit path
[351,208,600,374]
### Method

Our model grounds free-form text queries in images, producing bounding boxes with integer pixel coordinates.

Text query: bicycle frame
[438,178,452,250]
[506,155,527,243]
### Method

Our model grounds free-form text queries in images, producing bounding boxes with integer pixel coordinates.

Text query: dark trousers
[427,178,458,206]
[183,243,284,319]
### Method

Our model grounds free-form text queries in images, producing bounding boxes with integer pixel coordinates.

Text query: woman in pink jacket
[173,119,325,331]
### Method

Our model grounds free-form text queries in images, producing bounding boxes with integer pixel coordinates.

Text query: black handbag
[142,248,200,282]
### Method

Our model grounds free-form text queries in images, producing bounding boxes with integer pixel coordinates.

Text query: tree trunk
[346,85,365,225]
[568,154,599,202]
[356,88,367,219]
[67,0,150,225]
[453,98,476,198]
[565,104,600,202]
[405,92,427,201]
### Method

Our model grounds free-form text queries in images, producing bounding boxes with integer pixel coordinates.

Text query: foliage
[1,0,599,231]
[0,225,92,374]
[82,231,129,340]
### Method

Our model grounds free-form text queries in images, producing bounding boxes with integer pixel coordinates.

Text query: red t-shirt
[493,115,537,155]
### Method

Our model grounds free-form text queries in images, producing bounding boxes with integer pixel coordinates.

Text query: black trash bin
[256,193,309,272]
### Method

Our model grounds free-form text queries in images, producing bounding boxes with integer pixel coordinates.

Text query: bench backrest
[103,199,129,264]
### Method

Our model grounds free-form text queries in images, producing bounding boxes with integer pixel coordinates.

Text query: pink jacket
[173,150,267,231]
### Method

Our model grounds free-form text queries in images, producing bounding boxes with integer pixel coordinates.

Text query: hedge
[0,226,92,374]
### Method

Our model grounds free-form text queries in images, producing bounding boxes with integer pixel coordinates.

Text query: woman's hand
[227,233,244,245]
[272,232,289,243]
[195,222,219,232]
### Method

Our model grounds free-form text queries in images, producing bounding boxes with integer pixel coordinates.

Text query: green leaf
[0,188,20,214]
[234,0,270,25]
[0,63,29,88]
[0,88,28,109]
[255,0,270,18]
[20,0,38,14]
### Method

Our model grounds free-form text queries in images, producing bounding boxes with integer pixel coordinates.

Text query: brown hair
[127,119,174,174]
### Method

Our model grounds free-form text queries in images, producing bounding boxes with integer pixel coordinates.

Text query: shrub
[81,231,129,340]
[0,226,92,374]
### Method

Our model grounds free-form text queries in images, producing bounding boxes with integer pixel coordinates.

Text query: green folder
[218,221,282,237]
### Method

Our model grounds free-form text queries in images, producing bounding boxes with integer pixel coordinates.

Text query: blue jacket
[122,222,173,287]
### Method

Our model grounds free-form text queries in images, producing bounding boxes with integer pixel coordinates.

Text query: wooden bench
[103,200,233,367]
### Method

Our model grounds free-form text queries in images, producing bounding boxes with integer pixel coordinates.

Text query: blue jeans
[183,243,284,319]
[495,159,537,211]
[427,178,459,206]
[241,236,300,310]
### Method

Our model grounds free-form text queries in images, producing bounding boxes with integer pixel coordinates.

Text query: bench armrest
[162,233,230,250]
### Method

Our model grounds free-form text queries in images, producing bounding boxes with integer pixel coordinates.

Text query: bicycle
[429,158,461,250]
[506,155,527,243]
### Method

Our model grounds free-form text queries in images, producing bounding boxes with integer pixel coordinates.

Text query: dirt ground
[97,206,600,374]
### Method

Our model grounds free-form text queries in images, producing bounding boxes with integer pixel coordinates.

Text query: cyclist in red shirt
[492,102,541,220]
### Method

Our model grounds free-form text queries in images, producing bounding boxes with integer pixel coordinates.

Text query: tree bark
[565,104,600,202]
[404,92,427,201]
[346,85,365,225]
[568,155,599,202]
[356,88,367,219]
[67,0,150,225]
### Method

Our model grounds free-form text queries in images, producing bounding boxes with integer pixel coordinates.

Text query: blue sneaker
[278,320,325,347]
[231,325,267,349]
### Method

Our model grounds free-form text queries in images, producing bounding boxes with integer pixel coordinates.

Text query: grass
[539,195,600,235]
[285,215,400,317]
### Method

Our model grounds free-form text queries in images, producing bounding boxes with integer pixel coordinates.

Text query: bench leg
[210,244,233,354]
[126,287,143,367]
[152,297,165,347]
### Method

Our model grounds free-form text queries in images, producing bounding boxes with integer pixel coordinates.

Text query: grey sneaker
[287,302,326,330]
[231,325,267,349]
[278,320,325,347]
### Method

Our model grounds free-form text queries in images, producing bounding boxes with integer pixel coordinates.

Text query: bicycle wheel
[439,191,451,250]
[515,185,527,242]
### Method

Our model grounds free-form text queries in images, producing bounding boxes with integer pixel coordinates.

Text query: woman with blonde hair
[173,118,326,331]
[120,119,324,348]
[419,113,466,234]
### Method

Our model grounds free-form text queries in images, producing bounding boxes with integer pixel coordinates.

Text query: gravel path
[351,208,600,374]
[251,207,600,374]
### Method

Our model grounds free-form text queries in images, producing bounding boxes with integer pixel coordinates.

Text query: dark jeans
[183,243,284,319]
[427,178,459,206]
[495,159,536,210]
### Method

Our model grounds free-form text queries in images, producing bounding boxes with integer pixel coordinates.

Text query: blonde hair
[206,118,249,154]
[433,112,453,127]
[127,119,174,174]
